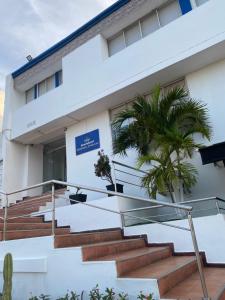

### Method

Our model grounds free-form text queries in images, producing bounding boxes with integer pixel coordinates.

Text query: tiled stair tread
[82,238,144,248]
[92,246,170,261]
[163,267,225,300]
[122,256,196,279]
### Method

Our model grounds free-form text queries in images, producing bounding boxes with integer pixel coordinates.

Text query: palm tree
[112,85,211,156]
[112,85,212,201]
[137,150,198,202]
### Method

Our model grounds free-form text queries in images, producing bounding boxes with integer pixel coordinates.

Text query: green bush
[28,286,154,300]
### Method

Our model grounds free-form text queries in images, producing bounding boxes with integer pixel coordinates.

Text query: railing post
[51,183,55,239]
[3,194,9,241]
[121,212,125,229]
[187,212,210,300]
[111,160,118,193]
[215,199,220,214]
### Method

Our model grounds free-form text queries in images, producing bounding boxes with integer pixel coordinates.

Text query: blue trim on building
[12,0,130,78]
[179,0,192,14]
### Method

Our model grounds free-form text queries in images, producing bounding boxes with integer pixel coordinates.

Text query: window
[141,13,159,37]
[46,75,55,92]
[158,0,182,27]
[195,0,209,6]
[25,70,63,104]
[26,87,35,103]
[38,80,46,97]
[108,0,184,57]
[108,33,125,56]
[58,70,63,85]
[124,22,141,46]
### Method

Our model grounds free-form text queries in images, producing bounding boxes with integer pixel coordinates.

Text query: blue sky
[0,0,116,90]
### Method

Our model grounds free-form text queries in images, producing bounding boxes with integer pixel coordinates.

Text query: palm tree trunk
[176,150,184,203]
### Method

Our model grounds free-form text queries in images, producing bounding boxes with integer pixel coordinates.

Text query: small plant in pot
[94,150,123,196]
[69,187,87,204]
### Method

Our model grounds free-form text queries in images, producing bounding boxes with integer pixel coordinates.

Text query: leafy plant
[94,150,114,185]
[137,291,154,300]
[75,187,83,195]
[70,291,80,300]
[56,294,69,300]
[102,288,115,300]
[39,295,51,300]
[113,85,211,201]
[138,150,198,202]
[29,295,51,300]
[117,292,128,300]
[89,285,103,300]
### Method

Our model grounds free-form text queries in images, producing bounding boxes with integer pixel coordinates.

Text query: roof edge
[12,0,130,78]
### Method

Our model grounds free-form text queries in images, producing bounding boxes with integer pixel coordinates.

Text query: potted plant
[94,150,123,196]
[69,187,87,204]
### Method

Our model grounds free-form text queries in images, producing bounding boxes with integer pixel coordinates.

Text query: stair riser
[55,231,122,248]
[0,207,45,216]
[9,200,52,210]
[158,259,198,295]
[0,223,52,230]
[0,229,70,241]
[117,247,172,276]
[0,217,44,223]
[83,239,146,261]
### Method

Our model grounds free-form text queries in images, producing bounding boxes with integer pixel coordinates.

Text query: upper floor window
[108,0,183,57]
[195,0,209,6]
[25,70,62,103]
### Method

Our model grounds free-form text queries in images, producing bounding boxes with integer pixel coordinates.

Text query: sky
[0,0,117,90]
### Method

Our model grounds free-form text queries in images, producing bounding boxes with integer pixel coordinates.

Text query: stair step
[55,229,122,248]
[82,238,146,261]
[123,256,198,295]
[93,246,172,276]
[163,267,225,300]
[0,223,52,230]
[0,228,70,240]
[0,217,44,223]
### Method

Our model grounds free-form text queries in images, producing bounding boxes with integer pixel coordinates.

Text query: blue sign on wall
[75,129,100,156]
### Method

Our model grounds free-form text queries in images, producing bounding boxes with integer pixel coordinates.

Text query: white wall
[124,214,225,263]
[44,196,122,232]
[66,110,113,200]
[0,236,159,300]
[185,59,225,200]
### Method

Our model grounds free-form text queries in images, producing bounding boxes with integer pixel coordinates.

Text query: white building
[3,0,225,203]
[2,0,225,298]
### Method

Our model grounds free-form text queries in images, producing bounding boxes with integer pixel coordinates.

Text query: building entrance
[43,138,66,191]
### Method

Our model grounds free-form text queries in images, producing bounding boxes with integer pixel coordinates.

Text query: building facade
[3,0,225,202]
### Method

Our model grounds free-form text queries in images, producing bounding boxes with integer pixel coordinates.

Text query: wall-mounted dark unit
[199,141,225,165]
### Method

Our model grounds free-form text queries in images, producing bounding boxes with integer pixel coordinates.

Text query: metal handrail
[111,160,148,191]
[124,196,225,213]
[0,179,209,299]
[111,160,148,174]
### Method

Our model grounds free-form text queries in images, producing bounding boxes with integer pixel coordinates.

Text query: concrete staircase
[0,194,225,299]
[55,229,225,300]
[0,190,70,240]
